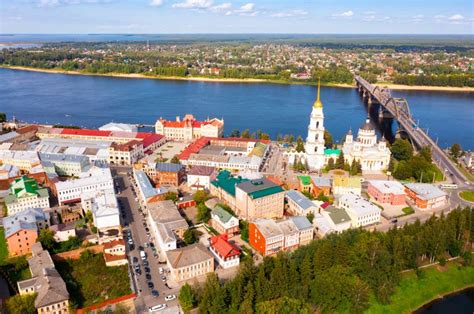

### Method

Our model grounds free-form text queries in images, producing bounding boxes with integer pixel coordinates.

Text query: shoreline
[2,65,473,92]
[413,284,474,313]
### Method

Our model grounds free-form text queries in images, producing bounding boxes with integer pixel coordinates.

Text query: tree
[260,133,270,140]
[0,112,6,123]
[327,158,335,170]
[170,155,181,164]
[5,293,37,314]
[306,212,315,223]
[165,192,178,202]
[183,229,198,245]
[193,190,209,204]
[324,130,333,148]
[241,129,251,139]
[229,129,240,138]
[179,283,196,313]
[390,139,413,161]
[240,220,249,242]
[295,136,305,153]
[450,143,462,158]
[388,157,395,173]
[335,151,345,169]
[393,160,413,180]
[419,146,433,163]
[196,203,211,223]
[38,228,56,251]
[316,192,329,202]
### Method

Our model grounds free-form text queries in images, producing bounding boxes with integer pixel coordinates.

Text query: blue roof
[289,216,313,231]
[135,170,167,198]
[155,162,184,173]
[285,190,316,210]
[3,208,47,238]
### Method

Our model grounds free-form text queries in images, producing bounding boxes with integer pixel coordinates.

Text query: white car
[149,304,167,312]
[159,267,164,274]
[165,295,176,302]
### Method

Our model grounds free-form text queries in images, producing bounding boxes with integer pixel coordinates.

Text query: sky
[1,0,473,34]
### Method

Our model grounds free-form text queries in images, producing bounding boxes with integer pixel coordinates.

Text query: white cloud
[233,3,257,16]
[412,14,424,19]
[172,0,213,9]
[332,10,354,18]
[364,11,376,15]
[36,0,112,7]
[271,9,308,18]
[208,2,231,12]
[150,0,164,7]
[448,14,464,21]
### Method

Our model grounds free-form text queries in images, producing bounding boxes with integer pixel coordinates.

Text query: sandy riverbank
[2,66,474,92]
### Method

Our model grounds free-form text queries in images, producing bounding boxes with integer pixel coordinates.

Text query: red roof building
[209,234,241,269]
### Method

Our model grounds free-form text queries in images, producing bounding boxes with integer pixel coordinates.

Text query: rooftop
[187,166,216,176]
[338,193,381,216]
[210,234,240,258]
[333,176,362,189]
[369,180,406,195]
[211,170,249,197]
[237,178,284,199]
[252,219,282,239]
[311,176,332,187]
[155,162,184,173]
[297,175,312,186]
[323,205,352,225]
[404,183,447,200]
[166,243,213,269]
[134,169,168,198]
[285,190,317,211]
[4,208,47,238]
[211,206,237,224]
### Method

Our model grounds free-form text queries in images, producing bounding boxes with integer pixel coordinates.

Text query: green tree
[393,160,413,180]
[179,283,196,313]
[193,190,209,204]
[229,129,240,138]
[324,130,333,148]
[38,228,56,251]
[316,192,329,202]
[165,192,178,202]
[170,155,181,164]
[0,112,6,123]
[241,129,251,139]
[335,151,345,169]
[196,203,211,223]
[183,229,199,245]
[295,136,305,153]
[419,146,433,163]
[5,293,37,314]
[450,143,462,158]
[327,158,335,170]
[306,212,315,223]
[391,139,413,161]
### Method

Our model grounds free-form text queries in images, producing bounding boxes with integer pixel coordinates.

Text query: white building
[55,166,114,205]
[337,193,381,227]
[81,189,120,231]
[285,190,319,216]
[34,138,110,163]
[187,166,216,190]
[155,114,224,141]
[5,177,50,215]
[49,224,76,242]
[305,80,326,171]
[99,122,138,133]
[342,118,391,172]
[108,140,144,165]
[38,153,90,177]
[0,148,41,172]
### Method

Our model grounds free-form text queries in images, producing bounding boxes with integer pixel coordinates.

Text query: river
[0,68,473,150]
[415,287,474,314]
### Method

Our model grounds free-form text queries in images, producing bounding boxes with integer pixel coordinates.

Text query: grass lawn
[0,227,8,264]
[366,263,474,314]
[460,191,474,202]
[457,164,474,182]
[402,207,415,215]
[56,251,131,308]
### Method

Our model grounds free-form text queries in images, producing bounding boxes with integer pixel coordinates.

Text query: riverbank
[366,263,474,314]
[2,65,473,92]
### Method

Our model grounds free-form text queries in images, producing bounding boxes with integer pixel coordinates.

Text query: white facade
[210,248,240,269]
[38,153,90,177]
[56,167,114,204]
[305,82,326,171]
[342,119,391,171]
[6,194,50,216]
[99,122,137,133]
[337,193,381,227]
[187,174,212,190]
[82,189,120,231]
[155,114,224,141]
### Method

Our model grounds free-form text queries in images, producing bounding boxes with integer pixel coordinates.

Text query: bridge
[354,75,468,186]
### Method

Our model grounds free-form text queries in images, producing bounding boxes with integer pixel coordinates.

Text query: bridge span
[354,75,468,186]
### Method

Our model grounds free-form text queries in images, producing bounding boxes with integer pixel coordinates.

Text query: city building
[176,195,196,209]
[367,180,406,205]
[0,148,40,172]
[209,206,240,236]
[99,122,137,133]
[342,118,391,171]
[235,178,285,220]
[187,166,217,190]
[147,200,188,252]
[318,204,352,235]
[311,176,332,197]
[34,138,110,163]
[49,224,76,242]
[297,175,313,194]
[337,193,381,227]
[103,239,128,267]
[81,189,120,232]
[404,183,448,210]
[4,208,50,257]
[166,243,214,282]
[17,243,69,314]
[55,166,114,205]
[332,176,362,196]
[5,176,50,215]
[133,169,168,206]
[179,137,269,172]
[285,190,318,216]
[249,216,313,256]
[210,170,249,211]
[38,153,90,176]
[209,234,241,269]
[153,162,185,186]
[108,140,144,165]
[154,114,224,141]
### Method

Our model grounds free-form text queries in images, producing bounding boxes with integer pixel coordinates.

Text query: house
[404,183,448,210]
[142,162,186,187]
[249,216,313,256]
[367,180,406,205]
[337,193,381,227]
[209,234,240,269]
[166,243,214,282]
[235,178,285,220]
[210,170,249,211]
[16,243,69,314]
[81,189,120,232]
[209,206,239,236]
[49,224,76,242]
[155,114,224,141]
[103,239,128,267]
[297,176,313,194]
[108,140,144,165]
[332,176,362,196]
[133,169,168,206]
[60,206,83,224]
[285,190,318,216]
[4,208,50,257]
[5,176,50,215]
[311,176,332,197]
[318,205,352,235]
[176,195,196,209]
[147,200,188,252]
[187,166,217,190]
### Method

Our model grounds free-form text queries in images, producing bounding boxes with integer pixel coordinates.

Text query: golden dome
[313,78,323,108]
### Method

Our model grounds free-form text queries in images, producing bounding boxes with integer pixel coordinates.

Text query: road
[111,166,180,314]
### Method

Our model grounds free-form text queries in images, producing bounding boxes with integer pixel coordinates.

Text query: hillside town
[0,77,471,313]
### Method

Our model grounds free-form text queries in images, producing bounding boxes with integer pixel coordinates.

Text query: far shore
[2,65,474,92]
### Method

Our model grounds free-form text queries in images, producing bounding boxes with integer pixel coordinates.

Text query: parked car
[147,281,154,289]
[145,267,151,273]
[159,267,164,275]
[132,257,138,264]
[146,274,152,280]
[143,260,149,267]
[161,276,166,282]
[165,295,176,302]
[151,290,159,297]
[149,304,166,312]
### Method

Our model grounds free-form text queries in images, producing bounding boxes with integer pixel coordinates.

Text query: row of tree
[393,73,474,87]
[179,207,473,313]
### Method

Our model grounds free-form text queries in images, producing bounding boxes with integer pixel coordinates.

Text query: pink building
[367,180,406,205]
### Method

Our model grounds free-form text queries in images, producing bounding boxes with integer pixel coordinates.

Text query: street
[111,166,181,314]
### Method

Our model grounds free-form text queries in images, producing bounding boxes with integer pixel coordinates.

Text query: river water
[415,287,474,314]
[1,68,473,150]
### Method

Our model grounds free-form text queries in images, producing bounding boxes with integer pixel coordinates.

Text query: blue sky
[1,0,473,34]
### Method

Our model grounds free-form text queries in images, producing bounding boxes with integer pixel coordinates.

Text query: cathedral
[304,80,327,170]
[341,118,391,171]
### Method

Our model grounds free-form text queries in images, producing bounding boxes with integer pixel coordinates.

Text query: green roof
[211,170,249,197]
[325,205,352,225]
[6,176,49,204]
[211,206,235,223]
[248,185,284,199]
[297,175,312,186]
[249,142,267,158]
[324,148,341,155]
